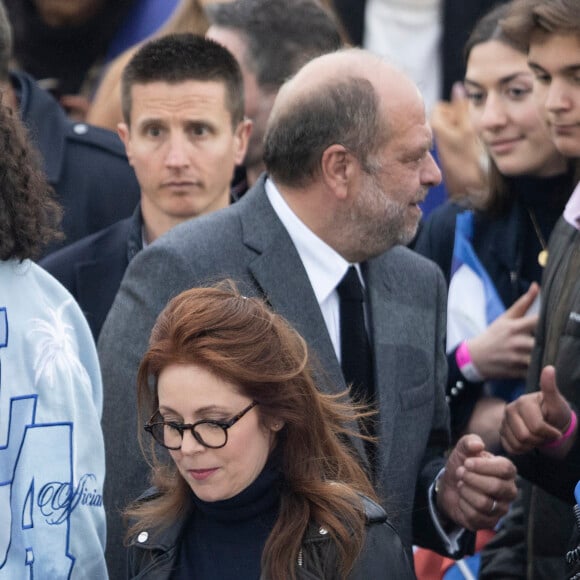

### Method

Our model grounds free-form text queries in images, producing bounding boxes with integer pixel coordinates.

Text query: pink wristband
[455,341,483,382]
[542,410,578,450]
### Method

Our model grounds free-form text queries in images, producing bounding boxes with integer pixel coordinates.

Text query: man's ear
[320,144,357,200]
[233,118,253,165]
[117,122,133,165]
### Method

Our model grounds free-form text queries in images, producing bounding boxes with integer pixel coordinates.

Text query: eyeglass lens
[163,421,227,449]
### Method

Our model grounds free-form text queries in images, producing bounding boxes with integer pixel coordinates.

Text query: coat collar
[236,177,367,463]
[11,71,67,184]
[239,175,346,394]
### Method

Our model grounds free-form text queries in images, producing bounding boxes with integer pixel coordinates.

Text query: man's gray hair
[205,0,343,92]
[263,76,387,188]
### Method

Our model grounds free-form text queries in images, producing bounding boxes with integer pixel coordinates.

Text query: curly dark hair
[0,101,62,261]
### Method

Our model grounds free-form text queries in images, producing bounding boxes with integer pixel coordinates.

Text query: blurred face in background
[34,0,106,27]
[464,40,567,177]
[206,25,276,179]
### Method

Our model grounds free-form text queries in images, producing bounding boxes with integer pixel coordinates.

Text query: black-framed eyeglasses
[144,401,258,450]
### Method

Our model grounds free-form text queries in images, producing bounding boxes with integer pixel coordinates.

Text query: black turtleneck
[171,454,283,580]
[507,171,574,287]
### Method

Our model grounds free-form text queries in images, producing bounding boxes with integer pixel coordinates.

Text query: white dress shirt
[265,177,364,362]
[564,180,580,231]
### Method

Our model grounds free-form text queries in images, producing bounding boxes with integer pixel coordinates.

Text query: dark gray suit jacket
[99,176,457,576]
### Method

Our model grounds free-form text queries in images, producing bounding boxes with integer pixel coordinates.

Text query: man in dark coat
[41,34,250,341]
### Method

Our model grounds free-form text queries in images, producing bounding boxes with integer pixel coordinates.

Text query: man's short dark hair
[502,0,580,50]
[206,0,343,92]
[263,76,387,188]
[121,33,244,127]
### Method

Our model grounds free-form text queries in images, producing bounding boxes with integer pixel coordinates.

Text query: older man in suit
[99,48,517,575]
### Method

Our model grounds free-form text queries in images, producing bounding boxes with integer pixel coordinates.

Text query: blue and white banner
[447,212,524,401]
[447,211,505,353]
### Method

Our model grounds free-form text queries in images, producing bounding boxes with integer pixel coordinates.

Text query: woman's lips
[552,123,579,136]
[188,467,219,481]
[488,137,522,153]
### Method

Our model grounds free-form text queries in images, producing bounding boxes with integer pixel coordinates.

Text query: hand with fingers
[436,434,518,531]
[467,282,540,380]
[500,365,577,459]
[430,82,488,205]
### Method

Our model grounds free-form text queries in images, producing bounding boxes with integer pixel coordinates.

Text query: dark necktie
[336,266,375,406]
[336,266,377,471]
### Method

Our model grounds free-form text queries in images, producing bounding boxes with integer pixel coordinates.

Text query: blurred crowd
[1,1,579,579]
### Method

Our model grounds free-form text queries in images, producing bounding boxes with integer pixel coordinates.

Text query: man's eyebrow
[529,61,580,74]
[561,64,580,74]
[136,116,164,127]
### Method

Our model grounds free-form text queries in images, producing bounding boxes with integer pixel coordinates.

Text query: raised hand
[500,365,575,457]
[467,282,540,379]
[430,82,488,204]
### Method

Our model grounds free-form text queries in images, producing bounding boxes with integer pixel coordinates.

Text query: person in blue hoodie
[0,97,107,577]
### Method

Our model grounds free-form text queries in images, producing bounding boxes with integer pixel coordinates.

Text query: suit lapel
[238,180,366,461]
[239,182,344,393]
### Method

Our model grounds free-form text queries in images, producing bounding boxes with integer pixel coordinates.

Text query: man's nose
[165,133,190,168]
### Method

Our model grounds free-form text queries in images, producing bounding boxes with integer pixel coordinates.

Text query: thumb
[446,434,485,478]
[504,282,540,319]
[540,365,561,406]
[454,433,485,459]
[540,365,571,430]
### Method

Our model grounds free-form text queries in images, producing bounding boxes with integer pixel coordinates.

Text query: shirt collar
[564,180,580,231]
[265,177,354,303]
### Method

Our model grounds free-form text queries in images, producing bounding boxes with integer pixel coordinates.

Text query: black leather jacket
[127,494,415,579]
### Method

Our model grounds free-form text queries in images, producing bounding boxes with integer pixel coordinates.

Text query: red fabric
[414,529,496,579]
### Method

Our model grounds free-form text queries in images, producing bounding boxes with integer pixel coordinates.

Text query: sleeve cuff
[428,468,466,557]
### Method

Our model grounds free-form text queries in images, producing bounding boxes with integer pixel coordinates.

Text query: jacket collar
[11,71,67,184]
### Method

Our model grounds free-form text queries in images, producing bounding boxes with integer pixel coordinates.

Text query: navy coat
[40,207,142,341]
[13,71,140,257]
